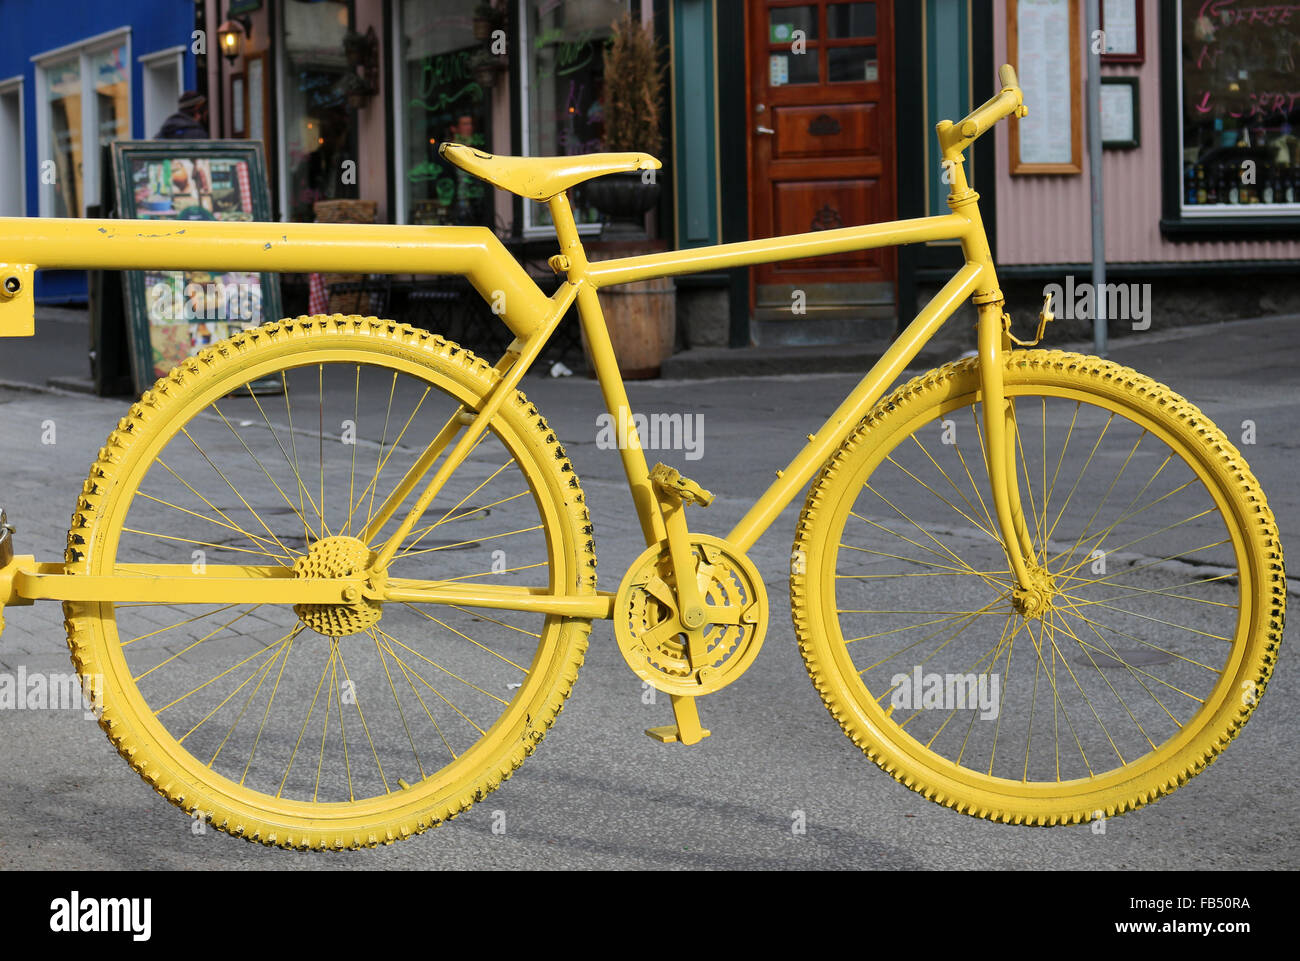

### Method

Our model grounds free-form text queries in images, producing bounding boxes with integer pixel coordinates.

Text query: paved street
[0,308,1296,870]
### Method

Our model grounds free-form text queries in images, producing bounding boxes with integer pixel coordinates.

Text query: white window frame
[1174,3,1296,219]
[32,26,133,217]
[139,45,186,141]
[0,76,26,218]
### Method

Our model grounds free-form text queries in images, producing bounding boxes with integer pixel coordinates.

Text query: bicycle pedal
[646,693,711,745]
[645,724,711,744]
[650,463,714,508]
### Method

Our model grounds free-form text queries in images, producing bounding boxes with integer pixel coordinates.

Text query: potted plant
[472,3,502,42]
[579,14,676,379]
[582,12,667,226]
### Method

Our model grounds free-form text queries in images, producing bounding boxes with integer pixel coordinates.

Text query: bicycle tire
[791,349,1284,824]
[64,315,597,848]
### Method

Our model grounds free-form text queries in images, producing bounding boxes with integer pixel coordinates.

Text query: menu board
[1101,0,1141,58]
[111,141,282,393]
[1009,0,1082,173]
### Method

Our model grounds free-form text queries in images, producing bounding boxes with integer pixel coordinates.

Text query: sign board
[1008,0,1083,174]
[110,140,281,393]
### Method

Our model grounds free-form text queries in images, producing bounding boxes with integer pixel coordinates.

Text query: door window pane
[46,57,82,217]
[770,50,820,85]
[828,2,875,38]
[828,44,877,83]
[769,5,818,42]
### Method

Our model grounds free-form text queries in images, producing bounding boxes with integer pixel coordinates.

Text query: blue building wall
[0,0,198,302]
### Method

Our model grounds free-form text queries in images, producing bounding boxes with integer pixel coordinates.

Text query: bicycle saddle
[439,142,661,202]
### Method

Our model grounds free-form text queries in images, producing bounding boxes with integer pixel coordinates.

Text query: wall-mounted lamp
[217,13,252,63]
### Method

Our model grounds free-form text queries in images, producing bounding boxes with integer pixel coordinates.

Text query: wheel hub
[292,536,382,637]
[1011,565,1057,619]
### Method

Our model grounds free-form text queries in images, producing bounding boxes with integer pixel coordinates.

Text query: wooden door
[748,0,895,295]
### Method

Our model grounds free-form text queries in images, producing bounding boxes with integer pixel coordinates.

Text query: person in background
[155,91,210,139]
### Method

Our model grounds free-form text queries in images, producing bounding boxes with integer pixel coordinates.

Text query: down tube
[726,261,985,553]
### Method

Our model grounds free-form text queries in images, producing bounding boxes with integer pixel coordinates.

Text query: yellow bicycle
[0,66,1283,847]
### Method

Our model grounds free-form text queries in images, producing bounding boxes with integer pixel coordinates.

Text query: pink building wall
[992,0,1300,264]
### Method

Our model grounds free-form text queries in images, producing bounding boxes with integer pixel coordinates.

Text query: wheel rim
[80,342,576,828]
[819,376,1256,802]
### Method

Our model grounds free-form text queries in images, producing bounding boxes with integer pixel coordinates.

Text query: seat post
[547,192,588,281]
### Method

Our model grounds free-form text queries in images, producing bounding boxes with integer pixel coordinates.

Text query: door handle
[756,125,775,135]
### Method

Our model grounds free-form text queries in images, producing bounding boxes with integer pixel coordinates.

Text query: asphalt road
[0,310,1296,870]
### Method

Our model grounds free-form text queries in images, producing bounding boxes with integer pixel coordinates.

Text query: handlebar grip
[999,64,1018,89]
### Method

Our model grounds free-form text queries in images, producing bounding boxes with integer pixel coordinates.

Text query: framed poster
[1100,77,1139,148]
[1100,0,1144,64]
[111,140,283,394]
[1008,0,1083,174]
[231,73,246,138]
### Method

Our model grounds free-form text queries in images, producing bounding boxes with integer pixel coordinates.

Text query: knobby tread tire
[790,349,1284,825]
[63,315,598,849]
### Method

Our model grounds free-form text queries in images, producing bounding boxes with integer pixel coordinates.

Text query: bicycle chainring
[613,534,767,696]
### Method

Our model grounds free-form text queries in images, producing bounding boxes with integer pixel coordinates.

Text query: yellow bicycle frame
[0,66,1038,617]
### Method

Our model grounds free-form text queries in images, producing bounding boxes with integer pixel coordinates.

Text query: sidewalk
[0,305,95,394]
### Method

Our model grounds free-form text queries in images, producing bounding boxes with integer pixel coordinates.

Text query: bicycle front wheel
[64,316,596,848]
[792,350,1284,824]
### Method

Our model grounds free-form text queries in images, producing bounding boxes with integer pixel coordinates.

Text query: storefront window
[38,35,130,218]
[520,0,627,233]
[92,45,130,153]
[1178,0,1300,216]
[45,56,82,218]
[399,1,492,226]
[281,0,360,222]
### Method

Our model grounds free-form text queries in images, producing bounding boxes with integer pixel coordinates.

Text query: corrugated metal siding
[991,0,1300,265]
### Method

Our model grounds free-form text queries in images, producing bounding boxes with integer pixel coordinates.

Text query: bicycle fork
[975,299,1050,615]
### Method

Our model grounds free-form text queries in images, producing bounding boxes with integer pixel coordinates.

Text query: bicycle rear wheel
[792,350,1284,823]
[64,316,596,848]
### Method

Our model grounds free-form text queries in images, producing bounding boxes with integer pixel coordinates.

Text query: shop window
[35,31,130,217]
[1162,0,1300,233]
[519,0,628,235]
[0,79,23,217]
[397,1,494,226]
[140,47,184,142]
[279,0,360,222]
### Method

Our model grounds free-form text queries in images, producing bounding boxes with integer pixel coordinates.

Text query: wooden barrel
[582,274,676,379]
[599,279,674,378]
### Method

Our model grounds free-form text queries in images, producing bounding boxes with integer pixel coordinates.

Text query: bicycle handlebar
[937,64,1026,158]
